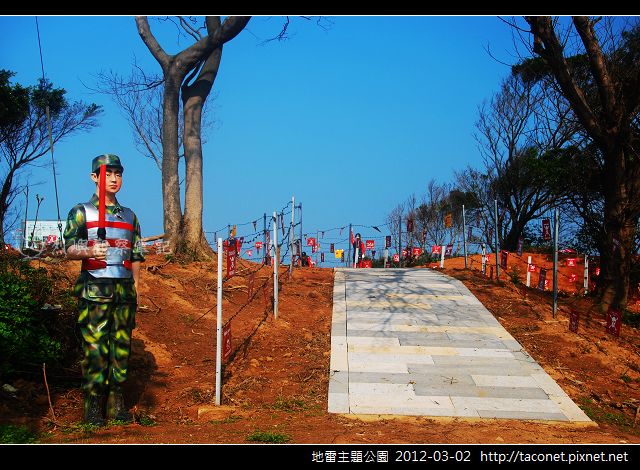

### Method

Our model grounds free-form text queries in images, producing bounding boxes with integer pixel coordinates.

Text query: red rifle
[97,164,106,241]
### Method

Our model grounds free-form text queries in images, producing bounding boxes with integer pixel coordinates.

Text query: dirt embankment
[1,253,638,443]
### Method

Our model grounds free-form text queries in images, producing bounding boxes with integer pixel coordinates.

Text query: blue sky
[1,15,522,260]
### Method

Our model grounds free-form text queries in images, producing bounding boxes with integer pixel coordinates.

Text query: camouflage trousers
[78,300,136,395]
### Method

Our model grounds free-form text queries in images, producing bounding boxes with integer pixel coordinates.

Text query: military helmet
[92,154,124,174]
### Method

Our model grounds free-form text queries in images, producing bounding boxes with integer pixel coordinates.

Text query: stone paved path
[328,268,591,422]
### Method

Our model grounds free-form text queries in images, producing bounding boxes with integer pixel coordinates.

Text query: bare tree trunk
[136,16,250,255]
[161,74,184,249]
[599,145,639,311]
[181,46,223,260]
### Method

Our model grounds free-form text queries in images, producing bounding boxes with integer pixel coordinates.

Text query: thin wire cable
[35,17,63,244]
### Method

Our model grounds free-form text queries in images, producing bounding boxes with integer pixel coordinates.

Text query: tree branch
[525,16,604,146]
[572,16,618,124]
[135,16,170,69]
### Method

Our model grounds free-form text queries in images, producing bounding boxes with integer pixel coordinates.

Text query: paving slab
[328,268,591,422]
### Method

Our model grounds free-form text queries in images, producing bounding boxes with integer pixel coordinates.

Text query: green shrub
[622,309,640,328]
[0,424,38,443]
[508,265,522,285]
[246,430,290,443]
[0,258,61,375]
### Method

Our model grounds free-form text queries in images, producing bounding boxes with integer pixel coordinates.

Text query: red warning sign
[606,307,621,337]
[227,249,237,277]
[222,324,232,362]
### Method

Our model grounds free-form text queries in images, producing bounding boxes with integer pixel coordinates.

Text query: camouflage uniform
[64,155,144,423]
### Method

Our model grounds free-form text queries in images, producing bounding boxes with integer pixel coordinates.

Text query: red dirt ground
[1,252,639,444]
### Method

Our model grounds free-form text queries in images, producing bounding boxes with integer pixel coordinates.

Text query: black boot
[106,387,133,423]
[83,392,105,426]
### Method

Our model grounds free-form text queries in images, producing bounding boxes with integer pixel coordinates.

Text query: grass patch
[210,415,242,425]
[0,424,38,443]
[246,430,291,443]
[272,396,308,413]
[187,387,214,404]
[61,422,100,435]
[578,398,638,433]
[107,419,132,427]
[138,414,157,426]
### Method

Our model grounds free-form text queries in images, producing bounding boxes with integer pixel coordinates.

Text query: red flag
[569,273,577,282]
[566,258,576,267]
[542,219,551,240]
[500,250,508,269]
[431,245,441,254]
[527,263,536,273]
[537,269,547,290]
[516,238,524,257]
[307,237,316,247]
[393,254,399,262]
[365,240,375,250]
[569,310,579,333]
[412,247,421,257]
[350,229,354,244]
[406,218,414,232]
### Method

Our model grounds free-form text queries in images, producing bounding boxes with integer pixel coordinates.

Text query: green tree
[0,71,101,244]
[519,17,640,310]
